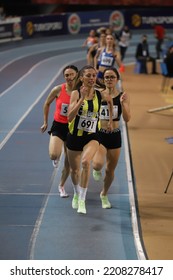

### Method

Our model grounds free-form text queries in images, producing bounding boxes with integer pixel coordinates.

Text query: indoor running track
[0,35,146,260]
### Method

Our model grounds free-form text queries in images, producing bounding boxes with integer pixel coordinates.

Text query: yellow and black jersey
[68,89,102,136]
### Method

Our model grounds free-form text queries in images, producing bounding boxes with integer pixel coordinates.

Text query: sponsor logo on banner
[131,14,142,27]
[68,13,81,34]
[26,21,34,36]
[109,11,124,32]
[25,20,63,36]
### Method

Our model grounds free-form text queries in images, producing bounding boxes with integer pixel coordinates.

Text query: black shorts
[48,120,69,142]
[66,133,100,151]
[98,128,122,149]
[90,49,97,57]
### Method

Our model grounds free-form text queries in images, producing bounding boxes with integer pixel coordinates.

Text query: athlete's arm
[67,90,83,122]
[120,91,131,122]
[115,51,122,68]
[100,90,113,131]
[94,48,101,69]
[40,85,61,133]
[68,86,89,122]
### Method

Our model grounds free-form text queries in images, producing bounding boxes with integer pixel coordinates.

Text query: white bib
[60,103,68,116]
[77,116,97,133]
[101,53,114,66]
[100,105,118,120]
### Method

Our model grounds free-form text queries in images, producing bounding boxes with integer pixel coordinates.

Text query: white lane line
[0,55,27,72]
[0,64,56,150]
[0,192,129,197]
[0,50,85,97]
[0,38,84,72]
[0,58,83,151]
[0,54,67,97]
[0,57,47,97]
[0,192,61,196]
[122,119,146,260]
[28,151,64,260]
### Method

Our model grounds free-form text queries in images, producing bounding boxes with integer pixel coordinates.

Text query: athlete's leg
[58,143,70,198]
[77,140,99,214]
[59,144,70,186]
[92,144,106,171]
[80,140,99,188]
[100,148,121,209]
[92,144,106,181]
[67,149,82,209]
[102,147,121,195]
[49,134,63,161]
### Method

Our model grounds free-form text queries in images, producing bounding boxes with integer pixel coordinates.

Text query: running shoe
[93,169,102,181]
[58,186,69,198]
[72,194,78,209]
[77,199,86,214]
[52,159,59,168]
[100,194,112,209]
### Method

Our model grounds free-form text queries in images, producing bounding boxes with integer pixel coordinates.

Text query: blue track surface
[0,32,161,260]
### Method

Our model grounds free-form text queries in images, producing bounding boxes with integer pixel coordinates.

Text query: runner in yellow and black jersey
[66,65,113,214]
[68,88,101,137]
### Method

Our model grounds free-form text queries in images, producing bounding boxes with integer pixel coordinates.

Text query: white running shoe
[58,186,69,198]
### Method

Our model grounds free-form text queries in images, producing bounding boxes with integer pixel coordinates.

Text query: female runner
[92,67,131,208]
[40,65,78,197]
[66,65,113,214]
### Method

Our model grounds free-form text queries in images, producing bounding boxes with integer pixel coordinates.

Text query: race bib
[101,53,114,66]
[100,105,118,120]
[60,103,68,116]
[77,116,97,133]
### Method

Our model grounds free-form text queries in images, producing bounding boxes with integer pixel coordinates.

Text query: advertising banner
[0,17,22,42]
[21,14,68,39]
[67,10,125,34]
[19,8,173,41]
[125,9,173,30]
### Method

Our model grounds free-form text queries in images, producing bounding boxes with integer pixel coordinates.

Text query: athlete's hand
[120,91,128,103]
[40,123,48,133]
[80,85,89,100]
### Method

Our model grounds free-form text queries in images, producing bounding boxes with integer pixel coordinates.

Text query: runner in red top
[40,65,78,197]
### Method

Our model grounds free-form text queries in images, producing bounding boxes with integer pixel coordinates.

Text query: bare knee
[92,160,103,171]
[49,149,62,160]
[70,168,80,177]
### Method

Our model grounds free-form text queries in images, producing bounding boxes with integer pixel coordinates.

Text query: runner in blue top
[95,34,121,81]
[95,34,123,92]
